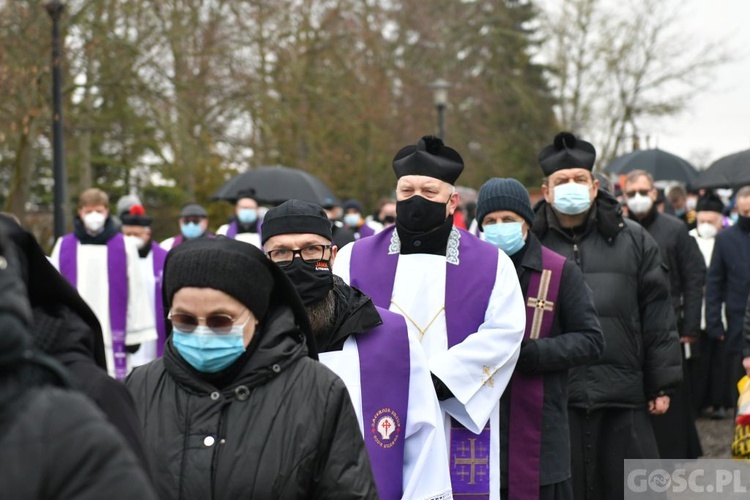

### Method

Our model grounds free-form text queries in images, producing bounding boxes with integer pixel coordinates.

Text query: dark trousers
[705,340,744,410]
[569,407,659,500]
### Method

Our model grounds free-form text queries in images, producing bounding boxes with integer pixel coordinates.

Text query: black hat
[476,178,534,230]
[538,132,596,175]
[696,192,724,214]
[120,205,153,227]
[393,135,464,185]
[164,237,274,320]
[180,202,208,218]
[261,200,333,245]
[342,199,364,213]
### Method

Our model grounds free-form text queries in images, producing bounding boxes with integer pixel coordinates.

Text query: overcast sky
[644,0,750,168]
[535,0,750,169]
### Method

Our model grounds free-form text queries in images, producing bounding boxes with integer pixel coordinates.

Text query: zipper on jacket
[573,243,581,267]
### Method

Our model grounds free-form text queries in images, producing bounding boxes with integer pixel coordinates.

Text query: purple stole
[508,246,565,500]
[151,243,168,357]
[225,219,262,239]
[350,225,498,499]
[357,306,410,499]
[59,233,129,380]
[170,234,184,248]
[357,223,375,239]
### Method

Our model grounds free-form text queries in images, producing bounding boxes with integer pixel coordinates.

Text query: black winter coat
[500,233,603,486]
[706,224,750,354]
[126,303,377,500]
[630,210,706,336]
[0,387,157,500]
[532,191,682,408]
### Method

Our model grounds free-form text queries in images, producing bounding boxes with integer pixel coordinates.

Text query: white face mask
[626,194,653,215]
[83,211,106,233]
[697,222,718,239]
[125,235,147,250]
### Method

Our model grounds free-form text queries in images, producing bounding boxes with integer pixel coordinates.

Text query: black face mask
[281,258,334,306]
[738,215,750,232]
[396,195,449,233]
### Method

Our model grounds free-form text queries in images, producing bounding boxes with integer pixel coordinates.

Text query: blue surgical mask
[181,221,203,239]
[483,222,526,256]
[343,213,361,227]
[552,183,592,215]
[237,208,258,224]
[730,213,739,224]
[172,326,246,373]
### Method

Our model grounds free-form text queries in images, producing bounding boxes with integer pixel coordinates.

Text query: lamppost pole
[46,1,66,239]
[430,79,451,141]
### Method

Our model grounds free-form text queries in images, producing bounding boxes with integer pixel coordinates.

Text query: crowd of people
[1,131,749,500]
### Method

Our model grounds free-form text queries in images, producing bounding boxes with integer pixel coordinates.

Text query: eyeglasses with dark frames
[168,309,248,334]
[624,189,653,198]
[266,244,332,268]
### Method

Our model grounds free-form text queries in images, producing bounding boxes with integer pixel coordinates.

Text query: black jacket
[630,210,706,336]
[500,234,603,486]
[706,224,750,354]
[532,191,682,408]
[126,303,377,500]
[0,388,157,500]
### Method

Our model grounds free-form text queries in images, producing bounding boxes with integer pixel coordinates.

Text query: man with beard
[261,199,451,500]
[121,204,169,365]
[51,188,156,379]
[623,170,705,459]
[334,136,526,499]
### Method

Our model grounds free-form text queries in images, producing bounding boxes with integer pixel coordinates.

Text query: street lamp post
[430,78,451,140]
[46,1,67,239]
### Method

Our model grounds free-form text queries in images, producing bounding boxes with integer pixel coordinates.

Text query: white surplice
[51,236,157,377]
[159,236,177,251]
[319,334,453,500]
[129,249,158,367]
[216,224,262,248]
[334,228,525,499]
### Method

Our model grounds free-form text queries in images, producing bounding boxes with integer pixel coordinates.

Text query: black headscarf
[0,216,107,369]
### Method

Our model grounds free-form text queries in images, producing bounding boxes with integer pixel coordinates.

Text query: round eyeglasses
[168,309,248,334]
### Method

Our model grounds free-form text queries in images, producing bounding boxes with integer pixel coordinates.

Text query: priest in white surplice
[334,135,525,499]
[51,188,157,379]
[261,199,452,500]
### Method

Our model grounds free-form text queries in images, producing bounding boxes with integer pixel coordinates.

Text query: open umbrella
[211,165,340,206]
[689,149,750,190]
[604,148,698,184]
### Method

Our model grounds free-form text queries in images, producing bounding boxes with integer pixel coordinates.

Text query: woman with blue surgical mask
[126,236,377,499]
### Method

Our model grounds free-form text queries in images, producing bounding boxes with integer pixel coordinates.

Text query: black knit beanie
[164,236,274,319]
[261,200,333,246]
[476,178,535,230]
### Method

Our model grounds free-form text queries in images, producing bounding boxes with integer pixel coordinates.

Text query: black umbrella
[604,148,698,184]
[211,165,340,206]
[689,149,750,190]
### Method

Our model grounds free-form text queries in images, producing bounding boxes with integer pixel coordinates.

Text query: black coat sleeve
[42,390,158,500]
[310,377,378,499]
[675,223,706,336]
[744,293,750,358]
[638,229,683,398]
[705,236,728,338]
[529,259,604,374]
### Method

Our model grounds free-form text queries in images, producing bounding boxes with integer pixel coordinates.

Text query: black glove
[515,339,539,375]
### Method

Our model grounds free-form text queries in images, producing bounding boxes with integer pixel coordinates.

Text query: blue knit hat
[476,178,534,230]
